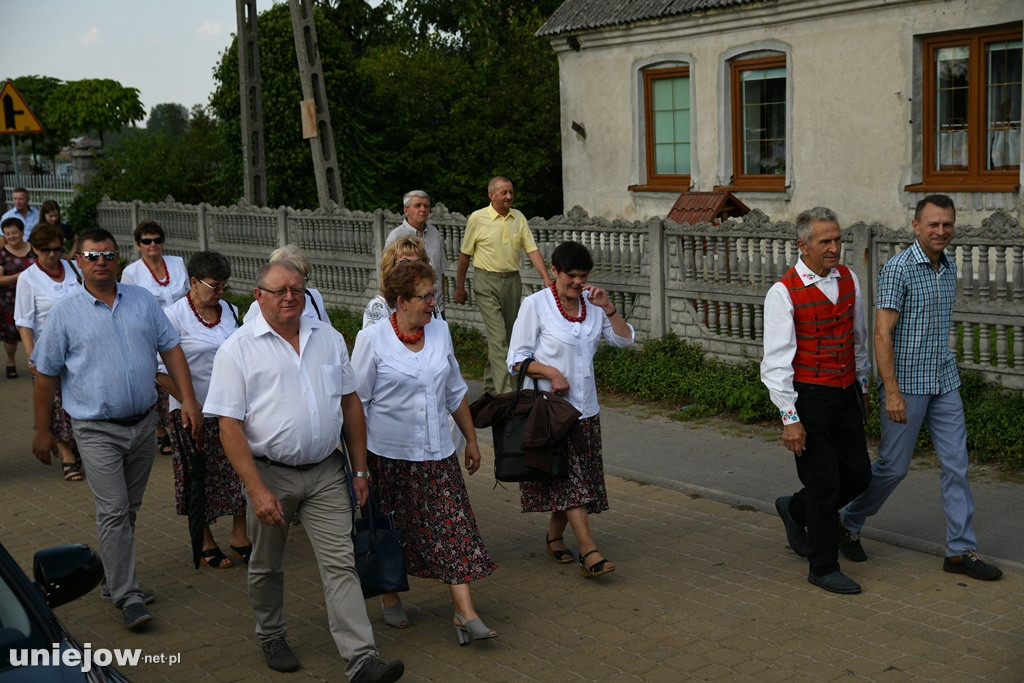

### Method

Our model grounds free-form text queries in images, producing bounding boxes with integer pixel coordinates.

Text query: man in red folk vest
[760,207,872,594]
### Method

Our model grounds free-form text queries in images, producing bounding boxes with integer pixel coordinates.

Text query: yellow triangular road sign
[0,81,44,135]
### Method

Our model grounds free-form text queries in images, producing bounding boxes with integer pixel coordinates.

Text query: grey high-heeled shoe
[453,612,497,646]
[381,599,409,629]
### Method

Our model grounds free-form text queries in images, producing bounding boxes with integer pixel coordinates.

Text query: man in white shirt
[759,207,872,595]
[206,261,404,682]
[2,187,40,239]
[385,190,447,318]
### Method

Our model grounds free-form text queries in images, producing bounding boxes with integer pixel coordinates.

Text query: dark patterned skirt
[368,452,496,585]
[50,376,75,443]
[156,386,171,430]
[520,415,609,515]
[32,374,74,443]
[169,411,246,523]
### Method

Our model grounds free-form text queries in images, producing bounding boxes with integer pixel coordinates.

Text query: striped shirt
[31,284,180,420]
[877,240,959,395]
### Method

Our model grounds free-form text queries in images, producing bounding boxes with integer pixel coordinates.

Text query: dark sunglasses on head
[138,237,165,245]
[79,251,118,261]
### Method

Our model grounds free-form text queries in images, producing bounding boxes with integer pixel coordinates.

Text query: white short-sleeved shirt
[352,318,467,461]
[120,255,189,308]
[507,288,634,419]
[244,287,327,324]
[205,314,357,466]
[161,297,242,411]
[13,261,80,340]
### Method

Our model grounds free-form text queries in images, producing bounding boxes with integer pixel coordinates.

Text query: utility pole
[288,0,344,209]
[235,0,267,206]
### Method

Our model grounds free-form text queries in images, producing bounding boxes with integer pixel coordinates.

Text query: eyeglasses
[37,246,63,255]
[79,251,118,261]
[409,293,437,304]
[258,286,306,299]
[196,279,230,294]
[138,237,165,245]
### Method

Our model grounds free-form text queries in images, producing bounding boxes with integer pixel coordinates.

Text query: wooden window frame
[727,55,787,192]
[907,25,1021,193]
[632,66,691,192]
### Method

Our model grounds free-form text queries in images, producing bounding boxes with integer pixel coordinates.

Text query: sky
[1,0,284,119]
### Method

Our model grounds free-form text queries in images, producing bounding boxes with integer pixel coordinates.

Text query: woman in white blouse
[14,225,82,481]
[120,220,189,455]
[352,261,497,645]
[362,235,428,329]
[157,251,250,569]
[507,241,634,578]
[243,244,328,324]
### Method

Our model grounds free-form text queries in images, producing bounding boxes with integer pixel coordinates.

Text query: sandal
[200,547,234,569]
[579,549,615,578]
[230,544,252,565]
[381,598,410,629]
[453,612,497,646]
[5,365,17,379]
[545,535,574,564]
[61,460,84,482]
[157,433,173,456]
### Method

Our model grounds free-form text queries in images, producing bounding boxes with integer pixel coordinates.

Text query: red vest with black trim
[781,264,857,388]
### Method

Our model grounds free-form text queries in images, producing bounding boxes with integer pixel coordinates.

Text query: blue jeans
[841,387,977,556]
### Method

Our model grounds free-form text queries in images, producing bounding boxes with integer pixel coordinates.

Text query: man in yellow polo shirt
[455,176,551,395]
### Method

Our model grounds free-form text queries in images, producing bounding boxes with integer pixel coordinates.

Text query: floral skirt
[520,415,609,515]
[32,374,74,443]
[169,411,246,524]
[156,386,170,430]
[368,452,496,584]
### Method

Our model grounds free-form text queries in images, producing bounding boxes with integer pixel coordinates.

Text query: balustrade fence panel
[98,198,1024,389]
[2,173,76,211]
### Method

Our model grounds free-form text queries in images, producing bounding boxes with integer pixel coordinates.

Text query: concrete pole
[288,0,344,209]
[236,0,267,206]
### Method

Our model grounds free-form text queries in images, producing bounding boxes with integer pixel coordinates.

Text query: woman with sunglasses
[0,217,37,378]
[13,224,82,480]
[157,251,250,569]
[121,221,189,455]
[352,260,497,644]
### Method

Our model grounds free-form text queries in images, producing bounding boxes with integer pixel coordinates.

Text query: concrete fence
[97,197,1024,389]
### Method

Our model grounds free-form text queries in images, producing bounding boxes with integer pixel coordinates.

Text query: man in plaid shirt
[839,194,1001,581]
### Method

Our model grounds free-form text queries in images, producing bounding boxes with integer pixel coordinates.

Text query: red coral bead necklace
[186,291,221,329]
[550,282,585,323]
[37,260,64,280]
[390,312,424,344]
[144,257,170,286]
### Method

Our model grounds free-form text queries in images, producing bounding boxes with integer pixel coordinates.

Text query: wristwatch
[352,471,372,480]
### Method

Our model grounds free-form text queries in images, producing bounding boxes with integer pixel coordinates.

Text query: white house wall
[552,0,1023,226]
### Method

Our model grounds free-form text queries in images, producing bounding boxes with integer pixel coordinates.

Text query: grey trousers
[473,269,521,395]
[71,411,159,609]
[247,454,378,680]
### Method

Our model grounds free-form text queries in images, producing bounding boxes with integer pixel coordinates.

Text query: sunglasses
[138,237,165,245]
[36,246,64,255]
[79,251,118,262]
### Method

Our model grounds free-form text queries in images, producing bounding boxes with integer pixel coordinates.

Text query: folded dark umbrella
[181,428,208,569]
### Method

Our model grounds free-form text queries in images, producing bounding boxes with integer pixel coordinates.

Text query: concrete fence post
[649,217,666,338]
[197,203,209,251]
[277,205,288,247]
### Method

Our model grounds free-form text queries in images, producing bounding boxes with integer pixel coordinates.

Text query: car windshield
[0,570,49,668]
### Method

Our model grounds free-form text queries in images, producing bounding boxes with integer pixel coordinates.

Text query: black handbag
[352,493,409,598]
[492,359,570,482]
[341,441,409,599]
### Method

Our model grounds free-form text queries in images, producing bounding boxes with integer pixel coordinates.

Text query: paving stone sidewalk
[3,369,1022,681]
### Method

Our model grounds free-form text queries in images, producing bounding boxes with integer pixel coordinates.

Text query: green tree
[46,78,145,146]
[146,103,189,137]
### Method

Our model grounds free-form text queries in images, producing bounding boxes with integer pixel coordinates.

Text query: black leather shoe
[351,655,404,683]
[943,550,1002,581]
[774,496,810,557]
[808,571,861,594]
[838,527,867,562]
[262,637,299,672]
